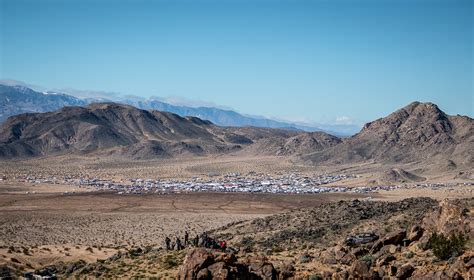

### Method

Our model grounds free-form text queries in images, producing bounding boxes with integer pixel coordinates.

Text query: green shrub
[360,254,373,267]
[309,274,323,280]
[299,254,311,264]
[427,232,466,260]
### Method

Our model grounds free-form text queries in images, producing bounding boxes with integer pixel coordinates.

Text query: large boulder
[422,199,471,237]
[396,264,415,280]
[207,262,229,280]
[408,225,424,242]
[371,230,406,253]
[333,245,348,261]
[382,230,406,246]
[350,260,371,278]
[178,248,277,280]
[178,248,215,280]
[243,255,277,280]
[319,250,337,265]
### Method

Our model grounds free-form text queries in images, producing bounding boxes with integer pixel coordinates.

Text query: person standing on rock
[165,236,171,251]
[219,240,227,252]
[184,231,189,247]
[194,234,199,247]
[176,236,183,250]
[201,232,208,247]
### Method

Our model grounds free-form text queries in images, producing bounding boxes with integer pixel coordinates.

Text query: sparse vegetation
[299,253,311,264]
[426,232,467,260]
[360,254,373,267]
[309,274,323,280]
[404,251,414,259]
[160,252,185,270]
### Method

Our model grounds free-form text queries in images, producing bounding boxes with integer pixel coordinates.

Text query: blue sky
[1,0,472,125]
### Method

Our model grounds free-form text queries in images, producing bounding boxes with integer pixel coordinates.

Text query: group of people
[164,231,227,251]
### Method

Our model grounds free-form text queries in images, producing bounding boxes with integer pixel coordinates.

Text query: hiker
[204,237,211,248]
[194,235,199,247]
[219,240,227,252]
[200,232,208,247]
[165,236,171,251]
[184,231,189,247]
[211,239,219,249]
[176,237,183,250]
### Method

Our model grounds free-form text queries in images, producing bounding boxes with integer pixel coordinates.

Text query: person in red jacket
[219,240,227,252]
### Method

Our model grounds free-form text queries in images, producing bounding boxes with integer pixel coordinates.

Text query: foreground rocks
[177,198,473,280]
[178,248,277,280]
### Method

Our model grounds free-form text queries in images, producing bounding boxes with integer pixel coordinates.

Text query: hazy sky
[1,0,472,124]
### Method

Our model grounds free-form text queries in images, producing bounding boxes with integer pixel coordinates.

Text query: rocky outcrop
[177,248,277,280]
[178,249,215,279]
[349,260,382,279]
[371,230,406,253]
[411,252,474,279]
[407,225,424,242]
[396,263,414,279]
[422,199,472,237]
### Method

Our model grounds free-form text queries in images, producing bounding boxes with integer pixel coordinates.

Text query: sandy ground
[0,189,370,270]
[0,191,373,247]
[375,185,474,201]
[0,155,312,181]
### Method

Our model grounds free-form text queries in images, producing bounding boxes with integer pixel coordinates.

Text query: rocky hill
[303,102,474,166]
[0,103,228,158]
[239,131,342,156]
[0,103,329,159]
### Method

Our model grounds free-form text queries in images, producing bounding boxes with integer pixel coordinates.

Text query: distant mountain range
[1,100,472,175]
[0,85,86,121]
[0,83,360,136]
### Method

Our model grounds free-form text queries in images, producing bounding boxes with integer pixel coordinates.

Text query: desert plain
[0,155,472,278]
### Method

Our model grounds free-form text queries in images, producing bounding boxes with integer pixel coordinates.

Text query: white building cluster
[14,173,474,195]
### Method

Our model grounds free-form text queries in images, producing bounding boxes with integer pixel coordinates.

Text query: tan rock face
[350,260,372,278]
[178,248,277,280]
[396,263,415,280]
[178,248,214,280]
[371,230,406,253]
[408,225,424,242]
[422,199,472,237]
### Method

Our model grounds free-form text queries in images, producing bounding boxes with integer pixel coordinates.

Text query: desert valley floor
[0,155,472,279]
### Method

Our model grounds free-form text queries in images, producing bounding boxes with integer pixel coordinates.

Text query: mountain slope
[239,131,342,156]
[303,102,474,166]
[0,103,320,159]
[0,103,228,158]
